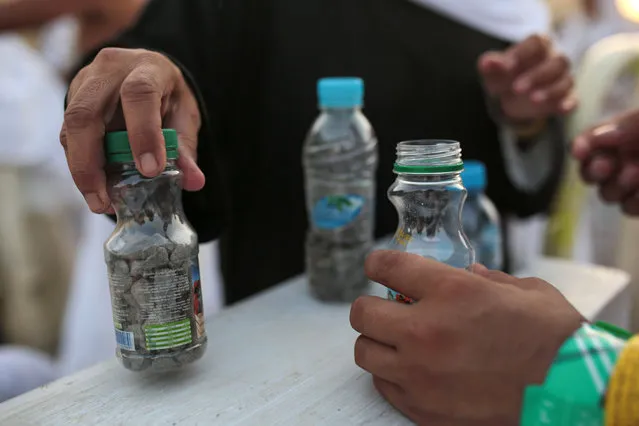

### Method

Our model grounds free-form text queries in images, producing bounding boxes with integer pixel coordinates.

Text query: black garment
[83,0,565,304]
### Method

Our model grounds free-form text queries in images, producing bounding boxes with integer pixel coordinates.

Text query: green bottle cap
[392,162,464,174]
[105,129,179,163]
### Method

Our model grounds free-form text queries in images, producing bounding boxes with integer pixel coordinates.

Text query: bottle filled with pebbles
[104,129,207,372]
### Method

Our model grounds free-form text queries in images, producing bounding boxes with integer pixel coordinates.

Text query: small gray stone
[113,260,130,275]
[170,244,190,264]
[130,278,149,307]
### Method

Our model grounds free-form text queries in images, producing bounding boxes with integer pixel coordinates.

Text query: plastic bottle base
[117,338,207,373]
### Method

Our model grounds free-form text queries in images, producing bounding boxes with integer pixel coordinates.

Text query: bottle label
[312,194,365,230]
[108,256,203,352]
[191,261,205,340]
[387,288,415,304]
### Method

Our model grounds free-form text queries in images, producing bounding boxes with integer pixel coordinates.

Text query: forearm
[0,0,87,31]
[484,85,567,197]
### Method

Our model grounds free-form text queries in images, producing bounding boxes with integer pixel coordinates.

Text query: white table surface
[0,257,630,426]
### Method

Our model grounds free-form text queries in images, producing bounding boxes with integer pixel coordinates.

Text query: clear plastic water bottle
[303,77,378,302]
[461,160,504,271]
[386,140,474,303]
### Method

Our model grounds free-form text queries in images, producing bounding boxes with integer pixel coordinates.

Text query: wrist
[506,117,549,139]
[484,95,549,140]
[530,315,586,386]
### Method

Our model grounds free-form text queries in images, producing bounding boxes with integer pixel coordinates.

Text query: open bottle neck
[394,172,463,184]
[320,106,362,117]
[107,160,183,220]
[394,139,463,177]
[108,159,179,176]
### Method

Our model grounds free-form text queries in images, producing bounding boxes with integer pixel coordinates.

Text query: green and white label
[144,319,192,350]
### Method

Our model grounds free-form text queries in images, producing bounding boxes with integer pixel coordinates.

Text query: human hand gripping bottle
[386,140,474,303]
[460,160,504,271]
[303,78,378,302]
[104,130,207,372]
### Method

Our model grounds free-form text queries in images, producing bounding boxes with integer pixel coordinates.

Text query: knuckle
[133,49,163,62]
[187,105,202,129]
[349,297,366,329]
[69,66,90,95]
[555,55,570,70]
[83,76,111,97]
[64,103,99,130]
[135,50,181,78]
[180,132,199,151]
[485,270,511,283]
[365,250,400,281]
[404,317,428,341]
[522,34,551,59]
[59,127,68,149]
[561,76,575,90]
[353,336,369,368]
[531,34,551,50]
[94,47,126,65]
[120,73,161,101]
[404,320,454,361]
[438,275,475,300]
[135,50,164,68]
[69,167,100,193]
[529,34,543,44]
[518,277,542,289]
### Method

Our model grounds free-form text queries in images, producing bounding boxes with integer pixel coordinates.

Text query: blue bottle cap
[317,77,364,108]
[461,160,487,192]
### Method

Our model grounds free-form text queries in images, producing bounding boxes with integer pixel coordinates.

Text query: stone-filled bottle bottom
[118,338,207,372]
[306,236,372,302]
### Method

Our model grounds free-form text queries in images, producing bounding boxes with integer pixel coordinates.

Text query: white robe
[410,0,550,42]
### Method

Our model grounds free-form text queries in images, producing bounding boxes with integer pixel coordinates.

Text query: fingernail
[85,193,105,212]
[514,79,530,93]
[592,123,618,137]
[532,91,546,102]
[140,153,158,175]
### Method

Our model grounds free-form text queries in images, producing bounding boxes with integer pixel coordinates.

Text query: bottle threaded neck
[393,140,463,174]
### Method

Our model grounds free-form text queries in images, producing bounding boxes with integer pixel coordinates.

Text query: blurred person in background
[574,109,639,216]
[555,0,639,63]
[61,0,575,305]
[546,0,639,268]
[0,0,149,354]
[0,33,79,358]
[0,0,149,401]
[0,32,79,401]
[0,0,148,73]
